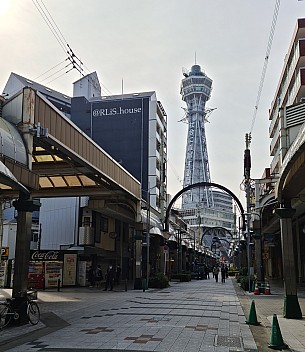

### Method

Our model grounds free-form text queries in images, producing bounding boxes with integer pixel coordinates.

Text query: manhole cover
[216,336,242,348]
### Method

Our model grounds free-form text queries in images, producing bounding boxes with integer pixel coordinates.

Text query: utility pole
[146,188,150,289]
[244,133,252,293]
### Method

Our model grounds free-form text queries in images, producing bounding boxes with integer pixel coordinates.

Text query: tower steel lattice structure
[181,64,214,209]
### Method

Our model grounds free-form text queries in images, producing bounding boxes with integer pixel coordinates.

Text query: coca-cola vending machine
[29,250,62,289]
[29,250,77,289]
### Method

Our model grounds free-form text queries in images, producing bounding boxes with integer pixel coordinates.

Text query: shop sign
[63,254,77,286]
[0,247,9,259]
[31,250,62,261]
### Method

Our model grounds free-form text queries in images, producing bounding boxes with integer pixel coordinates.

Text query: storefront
[28,250,78,289]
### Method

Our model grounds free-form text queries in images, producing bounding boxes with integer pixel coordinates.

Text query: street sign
[0,247,9,259]
[163,245,169,254]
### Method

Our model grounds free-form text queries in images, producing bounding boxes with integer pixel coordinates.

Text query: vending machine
[28,261,44,289]
[45,261,63,288]
[0,261,7,288]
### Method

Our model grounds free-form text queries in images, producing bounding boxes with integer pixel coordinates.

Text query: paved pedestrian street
[0,278,257,352]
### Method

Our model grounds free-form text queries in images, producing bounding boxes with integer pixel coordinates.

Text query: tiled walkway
[1,278,257,351]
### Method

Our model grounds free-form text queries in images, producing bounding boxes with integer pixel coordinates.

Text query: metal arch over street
[200,226,233,246]
[164,182,246,232]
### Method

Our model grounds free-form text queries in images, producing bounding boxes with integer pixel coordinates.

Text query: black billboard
[71,96,149,189]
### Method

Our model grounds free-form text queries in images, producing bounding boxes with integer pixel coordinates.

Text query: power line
[32,0,113,95]
[34,59,69,80]
[40,0,69,48]
[32,0,67,54]
[39,63,72,83]
[249,0,280,134]
[45,70,72,85]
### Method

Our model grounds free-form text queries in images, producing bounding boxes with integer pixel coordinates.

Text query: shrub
[239,275,255,291]
[148,273,170,288]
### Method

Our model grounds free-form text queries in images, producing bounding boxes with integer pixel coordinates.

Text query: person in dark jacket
[95,265,103,288]
[88,266,95,287]
[213,265,220,283]
[115,265,121,285]
[221,265,226,283]
[104,265,114,291]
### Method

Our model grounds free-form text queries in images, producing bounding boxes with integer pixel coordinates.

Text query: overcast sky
[1,0,304,208]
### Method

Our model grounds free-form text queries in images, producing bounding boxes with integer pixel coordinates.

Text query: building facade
[250,18,305,318]
[1,71,168,286]
[71,87,167,214]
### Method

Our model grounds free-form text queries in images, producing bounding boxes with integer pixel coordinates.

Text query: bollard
[57,278,61,292]
[43,278,46,291]
[125,278,128,292]
[142,278,146,292]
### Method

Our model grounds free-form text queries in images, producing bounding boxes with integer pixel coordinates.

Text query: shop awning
[0,160,29,194]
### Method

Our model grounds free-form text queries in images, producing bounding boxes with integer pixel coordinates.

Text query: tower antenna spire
[195,52,197,64]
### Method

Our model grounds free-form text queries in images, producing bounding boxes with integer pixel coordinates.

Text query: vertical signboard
[63,253,77,286]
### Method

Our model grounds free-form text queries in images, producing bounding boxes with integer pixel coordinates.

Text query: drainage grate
[216,335,242,348]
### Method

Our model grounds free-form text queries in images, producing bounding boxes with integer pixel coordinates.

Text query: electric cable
[249,0,280,134]
[32,0,67,54]
[34,59,69,81]
[40,0,69,48]
[32,0,113,95]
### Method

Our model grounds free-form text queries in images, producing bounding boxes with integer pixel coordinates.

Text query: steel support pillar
[11,194,41,325]
[275,207,302,319]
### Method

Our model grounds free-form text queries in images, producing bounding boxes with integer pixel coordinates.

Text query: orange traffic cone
[265,281,271,295]
[254,282,260,295]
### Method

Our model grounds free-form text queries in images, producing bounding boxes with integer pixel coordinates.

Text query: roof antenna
[195,51,197,64]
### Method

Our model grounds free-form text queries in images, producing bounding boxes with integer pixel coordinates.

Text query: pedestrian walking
[225,264,229,279]
[205,265,210,279]
[88,266,95,287]
[95,265,103,288]
[221,264,226,283]
[104,265,115,291]
[213,265,220,283]
[115,265,121,285]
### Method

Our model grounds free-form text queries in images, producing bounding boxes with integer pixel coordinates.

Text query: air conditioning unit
[78,226,95,246]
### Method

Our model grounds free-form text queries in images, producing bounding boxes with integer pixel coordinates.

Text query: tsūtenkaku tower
[180,64,234,258]
[181,64,213,209]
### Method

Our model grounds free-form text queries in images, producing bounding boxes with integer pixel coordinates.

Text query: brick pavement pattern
[2,277,305,351]
[0,278,258,352]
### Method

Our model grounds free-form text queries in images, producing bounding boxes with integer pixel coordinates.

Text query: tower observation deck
[181,64,213,209]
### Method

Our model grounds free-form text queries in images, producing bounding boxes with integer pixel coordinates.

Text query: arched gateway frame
[164,182,246,232]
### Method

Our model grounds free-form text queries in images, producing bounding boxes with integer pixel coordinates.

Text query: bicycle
[0,290,40,328]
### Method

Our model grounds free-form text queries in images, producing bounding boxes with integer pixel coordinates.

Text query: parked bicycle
[0,290,40,328]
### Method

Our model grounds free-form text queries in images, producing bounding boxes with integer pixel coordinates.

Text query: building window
[83,216,91,227]
[100,216,108,233]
